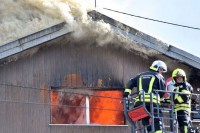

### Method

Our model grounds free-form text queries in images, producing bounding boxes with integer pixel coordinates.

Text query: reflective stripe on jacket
[125,70,165,104]
[173,82,193,112]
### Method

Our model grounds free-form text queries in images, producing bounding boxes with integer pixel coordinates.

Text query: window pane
[51,90,86,124]
[90,90,124,125]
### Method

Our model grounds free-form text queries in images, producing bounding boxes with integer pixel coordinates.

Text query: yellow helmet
[172,68,186,81]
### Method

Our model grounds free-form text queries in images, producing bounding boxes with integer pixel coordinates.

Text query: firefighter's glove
[161,98,171,103]
[123,92,130,98]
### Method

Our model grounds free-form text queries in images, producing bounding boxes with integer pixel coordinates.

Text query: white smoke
[0,0,95,45]
[0,0,161,58]
[25,0,123,48]
[0,0,133,48]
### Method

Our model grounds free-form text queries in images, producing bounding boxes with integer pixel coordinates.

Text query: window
[50,90,124,125]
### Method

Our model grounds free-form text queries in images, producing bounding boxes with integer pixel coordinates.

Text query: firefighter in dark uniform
[172,68,194,133]
[124,60,167,133]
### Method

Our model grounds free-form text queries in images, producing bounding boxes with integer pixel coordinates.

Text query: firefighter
[172,68,194,133]
[124,60,167,133]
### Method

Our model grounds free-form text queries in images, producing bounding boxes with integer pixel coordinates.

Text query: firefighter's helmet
[150,60,167,72]
[172,68,187,81]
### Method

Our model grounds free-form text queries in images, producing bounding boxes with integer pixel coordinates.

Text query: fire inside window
[50,90,124,125]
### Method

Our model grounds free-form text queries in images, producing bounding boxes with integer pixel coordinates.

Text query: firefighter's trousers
[177,110,194,133]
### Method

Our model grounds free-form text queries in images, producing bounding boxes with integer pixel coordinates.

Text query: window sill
[49,124,128,127]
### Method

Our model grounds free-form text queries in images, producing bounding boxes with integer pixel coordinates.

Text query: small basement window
[50,89,124,125]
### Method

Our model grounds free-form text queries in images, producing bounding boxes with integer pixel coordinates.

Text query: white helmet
[150,60,167,72]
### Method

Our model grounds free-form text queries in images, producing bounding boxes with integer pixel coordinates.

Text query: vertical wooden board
[80,45,89,87]
[0,66,4,83]
[75,44,84,87]
[129,53,141,77]
[38,47,48,85]
[27,87,38,103]
[120,50,126,86]
[61,40,72,87]
[50,126,102,133]
[85,45,94,87]
[75,42,83,87]
[108,47,125,88]
[137,57,152,77]
[5,103,24,133]
[68,43,77,87]
[42,44,57,87]
[22,56,33,87]
[32,53,39,86]
[25,55,34,87]
[51,44,62,87]
[53,39,61,84]
[94,47,107,87]
[5,102,43,133]
[7,61,18,85]
[108,48,117,88]
[5,85,28,102]
[0,67,6,109]
[60,38,70,85]
[118,48,125,87]
[31,53,41,87]
[122,51,148,86]
[42,46,52,85]
[104,47,114,88]
[83,45,89,87]
[31,104,49,133]
[55,41,64,86]
[68,43,76,87]
[50,126,76,133]
[0,102,6,133]
[71,43,78,87]
[111,48,122,88]
[10,103,50,133]
[0,84,6,100]
[99,126,130,133]
[79,126,101,133]
[121,50,132,86]
[93,45,98,87]
[91,45,99,88]
[50,126,68,133]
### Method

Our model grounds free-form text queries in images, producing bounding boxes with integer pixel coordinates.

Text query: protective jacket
[172,81,194,133]
[125,70,166,104]
[173,82,193,112]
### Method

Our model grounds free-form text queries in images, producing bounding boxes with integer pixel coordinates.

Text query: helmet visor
[159,66,167,72]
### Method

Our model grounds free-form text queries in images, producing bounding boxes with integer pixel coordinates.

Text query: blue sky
[95,0,200,57]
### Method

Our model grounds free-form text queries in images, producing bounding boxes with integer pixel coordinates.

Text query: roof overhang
[0,22,72,60]
[88,11,200,70]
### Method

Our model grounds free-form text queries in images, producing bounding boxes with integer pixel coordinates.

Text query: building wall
[0,35,199,132]
[0,35,151,133]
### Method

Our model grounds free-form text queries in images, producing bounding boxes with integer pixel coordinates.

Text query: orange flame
[51,90,86,124]
[90,90,124,125]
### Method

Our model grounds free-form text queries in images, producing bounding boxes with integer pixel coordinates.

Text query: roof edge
[0,22,72,60]
[88,10,200,70]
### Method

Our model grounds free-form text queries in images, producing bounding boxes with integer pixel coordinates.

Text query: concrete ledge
[49,124,128,127]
